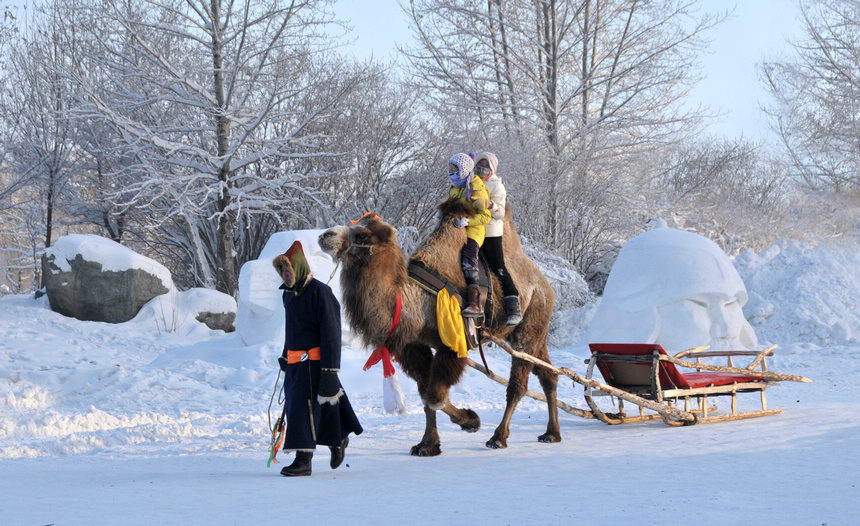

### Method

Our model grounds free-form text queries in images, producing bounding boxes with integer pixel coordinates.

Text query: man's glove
[318,371,344,405]
[278,355,288,372]
[453,217,469,228]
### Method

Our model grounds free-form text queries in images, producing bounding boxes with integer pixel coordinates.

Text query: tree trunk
[211,0,237,296]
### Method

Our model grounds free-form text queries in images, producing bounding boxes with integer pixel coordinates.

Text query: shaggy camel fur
[318,199,559,456]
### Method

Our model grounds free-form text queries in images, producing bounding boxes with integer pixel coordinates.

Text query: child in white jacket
[474,152,522,326]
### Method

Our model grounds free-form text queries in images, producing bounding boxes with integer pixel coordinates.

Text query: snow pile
[736,238,860,346]
[132,287,238,335]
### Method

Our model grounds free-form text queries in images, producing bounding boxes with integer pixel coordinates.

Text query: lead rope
[326,261,340,285]
[267,369,287,467]
[477,328,492,376]
[307,357,317,442]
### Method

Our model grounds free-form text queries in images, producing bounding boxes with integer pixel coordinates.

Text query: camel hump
[438,197,476,219]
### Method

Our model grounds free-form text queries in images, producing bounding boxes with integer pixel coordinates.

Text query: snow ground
[2,238,859,525]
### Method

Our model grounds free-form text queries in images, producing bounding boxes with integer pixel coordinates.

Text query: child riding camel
[446,152,491,317]
[474,152,522,326]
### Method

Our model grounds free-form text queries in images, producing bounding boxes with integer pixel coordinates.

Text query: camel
[318,199,559,456]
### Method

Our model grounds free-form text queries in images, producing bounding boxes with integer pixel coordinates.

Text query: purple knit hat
[448,153,475,199]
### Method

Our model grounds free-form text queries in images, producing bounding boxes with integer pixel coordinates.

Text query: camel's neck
[340,245,409,347]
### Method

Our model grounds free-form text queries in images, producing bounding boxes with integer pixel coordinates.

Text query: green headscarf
[274,240,312,294]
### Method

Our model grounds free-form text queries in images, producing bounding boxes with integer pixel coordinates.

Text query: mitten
[278,355,288,372]
[453,217,469,228]
[318,371,344,405]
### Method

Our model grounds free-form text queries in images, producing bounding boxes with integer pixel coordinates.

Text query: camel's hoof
[455,409,481,433]
[537,432,562,443]
[485,437,507,450]
[410,443,442,457]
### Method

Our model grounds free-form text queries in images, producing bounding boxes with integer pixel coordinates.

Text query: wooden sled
[474,335,811,426]
[584,343,811,425]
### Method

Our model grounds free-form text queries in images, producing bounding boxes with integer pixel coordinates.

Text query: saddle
[407,257,496,349]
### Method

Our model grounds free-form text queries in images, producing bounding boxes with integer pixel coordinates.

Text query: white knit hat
[475,152,498,176]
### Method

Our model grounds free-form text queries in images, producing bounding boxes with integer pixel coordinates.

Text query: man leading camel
[272,240,363,477]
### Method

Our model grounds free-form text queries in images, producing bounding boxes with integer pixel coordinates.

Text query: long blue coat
[280,278,363,451]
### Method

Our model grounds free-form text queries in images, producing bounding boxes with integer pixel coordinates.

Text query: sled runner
[478,335,811,426]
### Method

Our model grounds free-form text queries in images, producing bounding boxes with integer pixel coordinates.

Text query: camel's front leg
[440,400,480,433]
[411,406,442,457]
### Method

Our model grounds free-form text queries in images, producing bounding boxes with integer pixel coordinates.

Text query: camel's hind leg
[486,343,561,449]
[486,356,530,449]
[533,344,561,443]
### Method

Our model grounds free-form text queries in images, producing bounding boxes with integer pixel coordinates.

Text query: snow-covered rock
[132,287,237,333]
[42,234,174,324]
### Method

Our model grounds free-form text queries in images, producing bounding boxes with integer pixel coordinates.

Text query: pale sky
[3,0,804,141]
[335,0,804,142]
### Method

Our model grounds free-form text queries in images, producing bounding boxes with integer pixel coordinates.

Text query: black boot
[329,436,349,469]
[462,284,483,318]
[461,269,483,318]
[504,295,523,326]
[280,450,313,477]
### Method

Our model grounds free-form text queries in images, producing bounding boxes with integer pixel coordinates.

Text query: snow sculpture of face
[586,221,758,352]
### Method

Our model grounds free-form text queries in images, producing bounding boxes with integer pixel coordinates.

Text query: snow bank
[736,238,860,346]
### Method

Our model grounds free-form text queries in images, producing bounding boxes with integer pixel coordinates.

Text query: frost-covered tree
[401,0,724,275]
[0,2,27,209]
[7,13,82,251]
[298,62,450,230]
[64,0,352,296]
[0,1,91,292]
[653,137,790,254]
[761,0,860,192]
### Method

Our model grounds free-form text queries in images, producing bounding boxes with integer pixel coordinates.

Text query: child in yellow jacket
[447,153,491,317]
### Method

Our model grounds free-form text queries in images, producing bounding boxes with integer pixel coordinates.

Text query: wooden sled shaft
[465,358,594,419]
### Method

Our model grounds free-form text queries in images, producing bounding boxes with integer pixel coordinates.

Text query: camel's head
[318,225,350,262]
[319,213,398,263]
